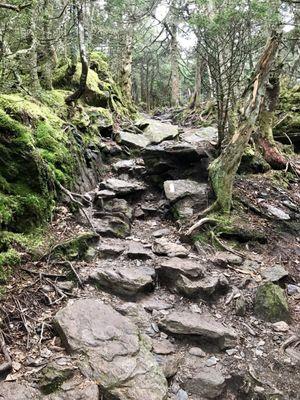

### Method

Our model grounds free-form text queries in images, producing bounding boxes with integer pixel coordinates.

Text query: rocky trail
[0,117,300,400]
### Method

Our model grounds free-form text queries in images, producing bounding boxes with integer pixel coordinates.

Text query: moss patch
[49,232,99,261]
[254,282,290,322]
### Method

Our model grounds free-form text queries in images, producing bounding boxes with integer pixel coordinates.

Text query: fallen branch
[57,260,84,288]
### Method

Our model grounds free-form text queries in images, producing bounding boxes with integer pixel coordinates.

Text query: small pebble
[206,356,219,367]
[272,321,289,332]
[189,347,206,357]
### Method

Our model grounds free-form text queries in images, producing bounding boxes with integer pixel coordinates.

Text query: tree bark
[170,22,180,107]
[208,32,281,213]
[257,66,287,169]
[65,1,88,105]
[190,42,202,109]
[27,1,41,93]
[120,30,133,100]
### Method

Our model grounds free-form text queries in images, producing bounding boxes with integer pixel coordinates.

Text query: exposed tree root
[210,231,244,258]
[185,217,218,236]
[57,182,97,234]
[0,331,12,374]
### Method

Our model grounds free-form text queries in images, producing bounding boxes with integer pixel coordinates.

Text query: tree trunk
[170,23,180,107]
[208,32,281,213]
[28,1,41,93]
[120,30,133,100]
[65,1,88,105]
[257,66,287,169]
[190,43,202,109]
[66,1,78,80]
[40,0,55,89]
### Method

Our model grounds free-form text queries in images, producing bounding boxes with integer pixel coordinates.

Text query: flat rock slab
[89,265,155,296]
[54,299,167,400]
[93,215,130,238]
[261,265,289,282]
[100,178,146,195]
[97,239,126,257]
[265,204,290,220]
[143,118,179,144]
[126,241,154,259]
[116,131,150,149]
[112,158,145,173]
[156,257,206,280]
[152,238,189,258]
[175,275,221,298]
[164,179,209,203]
[179,356,225,399]
[181,126,218,145]
[159,311,237,349]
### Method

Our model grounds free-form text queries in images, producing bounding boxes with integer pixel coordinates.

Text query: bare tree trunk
[65,1,88,105]
[40,0,56,89]
[257,65,287,169]
[190,42,202,109]
[120,30,133,99]
[170,23,180,107]
[28,1,41,93]
[66,1,78,80]
[208,32,281,213]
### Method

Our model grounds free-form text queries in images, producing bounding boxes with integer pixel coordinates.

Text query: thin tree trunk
[41,0,54,89]
[120,30,133,99]
[65,1,88,105]
[208,32,281,213]
[170,23,180,107]
[190,43,202,109]
[28,1,41,93]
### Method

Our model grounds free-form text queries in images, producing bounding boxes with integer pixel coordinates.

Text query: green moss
[254,282,290,322]
[49,232,99,261]
[40,365,74,395]
[0,248,21,282]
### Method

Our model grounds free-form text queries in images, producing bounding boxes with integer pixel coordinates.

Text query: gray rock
[126,241,153,260]
[100,178,146,195]
[143,119,179,144]
[102,198,132,220]
[261,265,289,282]
[189,347,206,357]
[97,239,126,258]
[152,338,176,355]
[180,356,225,399]
[159,311,237,349]
[46,377,99,400]
[164,179,209,203]
[254,282,290,322]
[54,299,168,400]
[112,158,145,174]
[176,389,189,400]
[152,239,189,258]
[89,265,155,296]
[157,257,205,280]
[265,205,290,220]
[93,215,130,238]
[141,297,174,312]
[116,131,150,149]
[152,228,172,238]
[287,284,300,295]
[235,295,246,316]
[175,275,221,298]
[0,382,40,400]
[211,251,243,267]
[155,353,182,378]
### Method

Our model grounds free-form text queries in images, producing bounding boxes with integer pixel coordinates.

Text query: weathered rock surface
[116,131,150,149]
[143,119,179,144]
[112,158,145,174]
[179,356,225,399]
[175,274,227,298]
[126,241,154,259]
[155,353,182,379]
[100,178,146,195]
[254,282,290,322]
[159,311,237,349]
[97,239,126,257]
[265,204,290,220]
[54,299,168,400]
[164,179,209,203]
[211,251,243,267]
[152,239,189,257]
[261,265,289,282]
[47,378,99,400]
[93,214,130,238]
[0,382,40,400]
[89,264,155,296]
[156,257,206,281]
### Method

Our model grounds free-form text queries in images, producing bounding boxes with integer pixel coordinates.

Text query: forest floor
[0,117,300,400]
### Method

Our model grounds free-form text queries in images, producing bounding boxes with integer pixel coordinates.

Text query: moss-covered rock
[39,363,74,394]
[254,282,290,322]
[49,232,99,261]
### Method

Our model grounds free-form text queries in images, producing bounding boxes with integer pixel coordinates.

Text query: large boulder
[142,118,179,144]
[164,179,209,203]
[254,282,290,322]
[99,178,146,195]
[54,299,168,400]
[158,311,237,349]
